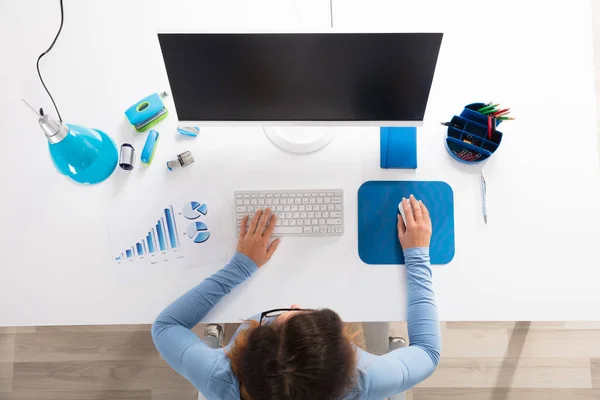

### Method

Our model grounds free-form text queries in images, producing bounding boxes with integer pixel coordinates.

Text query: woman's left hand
[236,208,281,268]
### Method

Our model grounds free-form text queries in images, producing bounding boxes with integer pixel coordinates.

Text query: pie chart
[187,221,210,243]
[183,201,208,220]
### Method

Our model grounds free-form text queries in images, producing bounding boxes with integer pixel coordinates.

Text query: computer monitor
[158,32,443,153]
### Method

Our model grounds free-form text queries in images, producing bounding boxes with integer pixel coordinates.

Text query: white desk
[1,0,600,326]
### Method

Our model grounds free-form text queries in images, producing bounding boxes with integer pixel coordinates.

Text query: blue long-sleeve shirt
[152,248,440,399]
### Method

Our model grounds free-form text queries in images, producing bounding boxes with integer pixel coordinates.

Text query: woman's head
[227,307,357,400]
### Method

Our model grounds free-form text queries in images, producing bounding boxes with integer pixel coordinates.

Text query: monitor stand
[263,127,336,154]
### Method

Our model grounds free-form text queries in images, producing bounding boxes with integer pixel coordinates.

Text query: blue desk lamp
[26,0,118,184]
[24,100,118,185]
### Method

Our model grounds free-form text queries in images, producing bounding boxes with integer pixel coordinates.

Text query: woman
[152,195,440,399]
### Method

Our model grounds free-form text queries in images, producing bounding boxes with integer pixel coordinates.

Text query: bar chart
[114,205,181,261]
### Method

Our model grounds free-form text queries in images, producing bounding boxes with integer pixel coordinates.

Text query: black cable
[36,0,64,121]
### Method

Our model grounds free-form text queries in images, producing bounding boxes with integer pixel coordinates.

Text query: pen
[440,122,460,128]
[487,115,492,140]
[480,171,488,224]
[496,116,515,121]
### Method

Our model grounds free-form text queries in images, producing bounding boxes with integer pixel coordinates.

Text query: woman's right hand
[397,195,432,249]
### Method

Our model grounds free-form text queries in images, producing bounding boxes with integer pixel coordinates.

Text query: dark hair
[227,309,358,400]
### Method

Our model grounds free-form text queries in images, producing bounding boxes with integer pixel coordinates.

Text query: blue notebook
[380,127,417,169]
[358,181,455,265]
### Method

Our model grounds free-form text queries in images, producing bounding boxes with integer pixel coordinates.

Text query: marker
[487,115,492,140]
[496,116,515,121]
[493,111,511,118]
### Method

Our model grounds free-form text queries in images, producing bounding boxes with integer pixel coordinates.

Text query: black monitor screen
[158,33,443,121]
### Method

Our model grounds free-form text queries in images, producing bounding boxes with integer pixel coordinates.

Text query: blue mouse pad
[358,181,455,265]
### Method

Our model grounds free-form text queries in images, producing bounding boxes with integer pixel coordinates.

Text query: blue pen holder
[445,102,503,164]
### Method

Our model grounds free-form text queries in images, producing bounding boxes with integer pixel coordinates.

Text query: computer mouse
[398,201,411,226]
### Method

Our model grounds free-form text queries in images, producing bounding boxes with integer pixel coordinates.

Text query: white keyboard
[235,189,344,236]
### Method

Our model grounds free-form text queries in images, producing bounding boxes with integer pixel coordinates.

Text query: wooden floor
[1,322,600,399]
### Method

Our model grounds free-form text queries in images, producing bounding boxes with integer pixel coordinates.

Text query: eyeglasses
[259,308,314,326]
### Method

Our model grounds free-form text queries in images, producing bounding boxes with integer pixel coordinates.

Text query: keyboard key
[276,206,283,212]
[328,226,335,233]
[330,212,342,218]
[310,198,316,204]
[327,205,334,211]
[284,205,291,212]
[317,198,324,204]
[321,205,327,211]
[289,193,296,197]
[243,194,250,198]
[282,193,288,197]
[276,219,282,226]
[312,192,318,197]
[299,205,306,211]
[302,198,309,204]
[319,192,326,196]
[308,212,315,218]
[312,226,320,233]
[236,199,243,205]
[312,219,318,225]
[315,212,322,218]
[258,199,265,205]
[335,226,343,233]
[236,194,243,199]
[323,212,329,218]
[251,194,258,198]
[303,219,310,226]
[327,219,342,225]
[278,213,285,219]
[251,199,257,205]
[300,212,307,218]
[294,198,302,204]
[274,194,281,197]
[334,192,342,197]
[273,226,303,234]
[293,212,300,218]
[286,212,292,219]
[237,206,247,212]
[290,220,296,226]
[335,204,342,211]
[266,194,273,197]
[282,219,289,226]
[243,199,250,205]
[304,227,312,233]
[296,219,303,226]
[332,198,342,203]
[273,199,280,205]
[325,198,331,204]
[319,219,326,225]
[319,226,327,233]
[266,199,272,205]
[237,213,245,219]
[327,192,334,196]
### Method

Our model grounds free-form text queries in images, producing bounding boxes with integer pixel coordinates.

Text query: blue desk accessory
[358,181,455,265]
[444,102,504,164]
[125,92,169,132]
[380,127,417,169]
[141,130,160,165]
